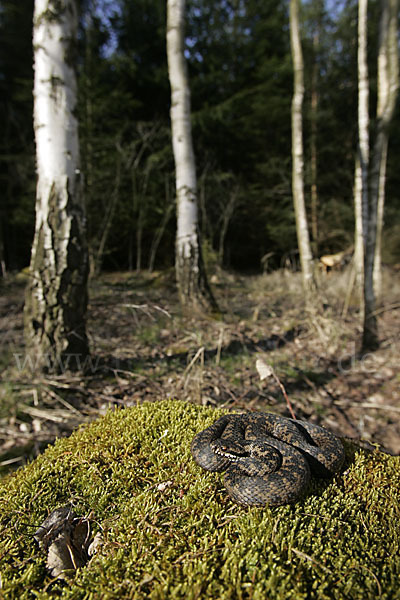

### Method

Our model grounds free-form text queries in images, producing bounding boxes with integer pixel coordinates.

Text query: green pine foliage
[0,0,35,270]
[1,0,400,273]
[0,400,399,599]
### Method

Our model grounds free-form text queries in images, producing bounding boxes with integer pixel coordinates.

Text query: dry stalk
[256,358,297,419]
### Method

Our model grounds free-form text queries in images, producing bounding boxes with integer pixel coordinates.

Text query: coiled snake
[191,413,345,506]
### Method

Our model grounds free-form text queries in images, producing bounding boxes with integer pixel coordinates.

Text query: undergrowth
[0,400,399,599]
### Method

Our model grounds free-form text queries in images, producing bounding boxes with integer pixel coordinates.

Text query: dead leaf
[34,505,92,579]
[34,505,75,550]
[256,358,274,381]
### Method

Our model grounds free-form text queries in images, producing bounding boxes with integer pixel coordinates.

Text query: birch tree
[310,31,319,256]
[24,0,89,372]
[359,0,398,351]
[353,0,370,299]
[289,0,314,292]
[308,0,324,257]
[370,0,399,298]
[353,155,364,293]
[166,0,217,312]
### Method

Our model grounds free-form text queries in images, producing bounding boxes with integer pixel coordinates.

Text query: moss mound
[0,400,399,599]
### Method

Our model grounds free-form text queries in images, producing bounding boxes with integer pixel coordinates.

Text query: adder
[191,413,345,506]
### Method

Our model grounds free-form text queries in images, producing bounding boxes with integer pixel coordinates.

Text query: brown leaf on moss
[34,505,91,579]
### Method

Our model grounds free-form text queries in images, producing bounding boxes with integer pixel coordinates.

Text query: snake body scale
[191,413,345,506]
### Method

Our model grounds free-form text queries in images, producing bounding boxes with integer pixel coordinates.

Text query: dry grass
[1,266,399,475]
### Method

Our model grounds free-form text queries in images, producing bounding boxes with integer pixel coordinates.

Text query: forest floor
[1,266,400,475]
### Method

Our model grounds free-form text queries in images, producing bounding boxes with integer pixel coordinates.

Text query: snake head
[211,439,248,461]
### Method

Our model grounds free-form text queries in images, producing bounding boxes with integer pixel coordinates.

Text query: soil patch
[1,267,399,474]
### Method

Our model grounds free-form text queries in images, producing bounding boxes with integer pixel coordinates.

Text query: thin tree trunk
[83,8,94,265]
[353,154,364,298]
[361,0,398,350]
[135,162,151,273]
[93,151,121,276]
[24,0,89,373]
[310,25,320,256]
[166,0,218,312]
[148,177,174,272]
[128,232,134,271]
[218,189,237,268]
[290,0,315,292]
[358,0,370,238]
[371,0,399,299]
[290,0,314,293]
[373,139,387,295]
[357,0,375,350]
[136,203,143,272]
[0,213,6,278]
[198,164,213,244]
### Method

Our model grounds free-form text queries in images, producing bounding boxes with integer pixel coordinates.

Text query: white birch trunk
[373,139,387,296]
[353,154,364,297]
[24,0,89,372]
[289,0,314,292]
[361,0,398,349]
[372,0,399,297]
[358,0,370,237]
[354,0,369,299]
[356,0,379,350]
[166,0,217,311]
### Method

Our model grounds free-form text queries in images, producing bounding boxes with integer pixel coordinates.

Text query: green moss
[0,400,399,599]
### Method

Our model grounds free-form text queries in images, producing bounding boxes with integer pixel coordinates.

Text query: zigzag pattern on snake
[191,413,345,506]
